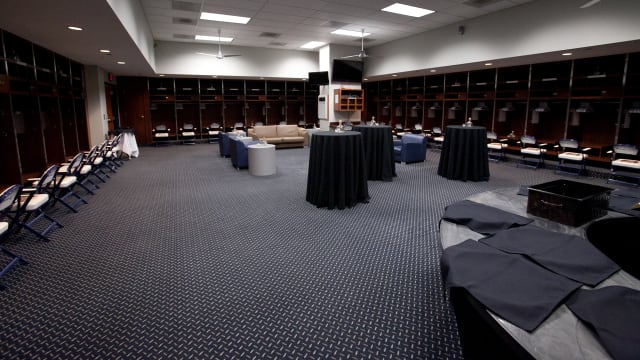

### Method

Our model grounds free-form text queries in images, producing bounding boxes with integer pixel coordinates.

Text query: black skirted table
[353,125,396,181]
[437,125,490,181]
[306,131,369,209]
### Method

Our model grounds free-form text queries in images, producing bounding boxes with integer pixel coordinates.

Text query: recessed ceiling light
[562,52,573,56]
[117,61,126,65]
[300,41,326,49]
[381,3,435,18]
[363,78,369,81]
[331,29,371,37]
[200,12,251,24]
[195,35,233,42]
[484,62,493,66]
[391,74,398,77]
[430,69,437,73]
[67,26,83,31]
[99,49,111,53]
[159,74,165,77]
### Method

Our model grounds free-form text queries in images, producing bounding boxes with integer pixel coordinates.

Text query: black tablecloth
[353,125,396,181]
[306,131,370,209]
[437,125,490,181]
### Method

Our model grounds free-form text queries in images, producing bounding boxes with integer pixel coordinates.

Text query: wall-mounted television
[331,59,363,83]
[308,71,329,86]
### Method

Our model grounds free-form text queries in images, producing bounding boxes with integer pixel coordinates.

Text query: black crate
[527,180,612,226]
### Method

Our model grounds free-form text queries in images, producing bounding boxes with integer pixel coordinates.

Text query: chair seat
[56,176,77,188]
[13,194,49,211]
[521,147,543,155]
[558,152,587,161]
[182,131,196,136]
[155,133,169,138]
[612,158,640,169]
[487,143,506,150]
[433,136,444,142]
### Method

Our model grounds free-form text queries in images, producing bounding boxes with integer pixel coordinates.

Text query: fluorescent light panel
[381,3,434,17]
[331,29,370,37]
[200,12,250,24]
[300,41,326,49]
[195,35,234,42]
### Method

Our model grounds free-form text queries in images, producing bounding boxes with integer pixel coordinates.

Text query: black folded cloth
[441,200,533,235]
[441,239,581,332]
[566,286,640,360]
[608,188,640,217]
[480,225,620,286]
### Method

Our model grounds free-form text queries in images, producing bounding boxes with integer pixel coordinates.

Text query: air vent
[173,34,193,40]
[462,0,502,7]
[321,20,349,28]
[260,32,281,38]
[171,0,200,12]
[172,17,197,25]
[269,42,287,46]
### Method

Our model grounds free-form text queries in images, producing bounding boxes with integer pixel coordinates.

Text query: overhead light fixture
[576,102,593,113]
[331,29,370,37]
[580,0,601,9]
[534,102,551,112]
[117,61,126,65]
[381,3,435,17]
[484,63,493,66]
[195,35,233,42]
[200,12,251,24]
[562,52,573,56]
[300,41,326,49]
[99,49,111,53]
[450,102,462,111]
[67,26,83,31]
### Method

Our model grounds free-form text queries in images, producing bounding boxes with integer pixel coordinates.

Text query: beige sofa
[248,125,308,149]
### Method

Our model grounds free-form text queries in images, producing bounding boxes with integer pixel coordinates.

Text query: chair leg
[0,245,28,289]
[17,209,63,242]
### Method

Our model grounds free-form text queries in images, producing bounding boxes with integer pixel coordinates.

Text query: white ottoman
[248,144,276,176]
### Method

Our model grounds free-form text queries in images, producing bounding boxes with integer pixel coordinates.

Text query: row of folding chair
[0,134,125,288]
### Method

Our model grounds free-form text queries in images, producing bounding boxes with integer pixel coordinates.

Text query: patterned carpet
[0,143,620,359]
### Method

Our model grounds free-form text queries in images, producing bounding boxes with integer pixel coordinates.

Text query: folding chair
[10,165,63,241]
[180,123,197,144]
[554,139,590,176]
[487,131,507,162]
[607,144,640,186]
[517,135,547,169]
[49,152,88,213]
[0,184,28,288]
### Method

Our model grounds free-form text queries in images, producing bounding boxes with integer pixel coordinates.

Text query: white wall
[84,66,109,147]
[154,41,318,78]
[107,0,156,69]
[365,0,640,77]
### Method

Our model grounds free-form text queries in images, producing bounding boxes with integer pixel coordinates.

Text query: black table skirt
[306,131,370,209]
[437,125,490,181]
[354,125,396,181]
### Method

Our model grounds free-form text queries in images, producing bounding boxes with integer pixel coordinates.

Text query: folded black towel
[480,225,620,286]
[441,239,581,332]
[566,286,640,360]
[441,200,533,235]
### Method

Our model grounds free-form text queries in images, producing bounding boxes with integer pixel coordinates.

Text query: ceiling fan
[342,29,371,60]
[196,29,241,59]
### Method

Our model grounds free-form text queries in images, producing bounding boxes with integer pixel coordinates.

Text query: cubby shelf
[0,29,87,188]
[362,52,640,166]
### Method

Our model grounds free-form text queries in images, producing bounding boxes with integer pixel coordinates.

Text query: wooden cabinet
[333,88,364,112]
[0,29,87,187]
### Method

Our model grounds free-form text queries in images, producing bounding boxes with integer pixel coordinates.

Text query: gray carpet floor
[0,143,625,359]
